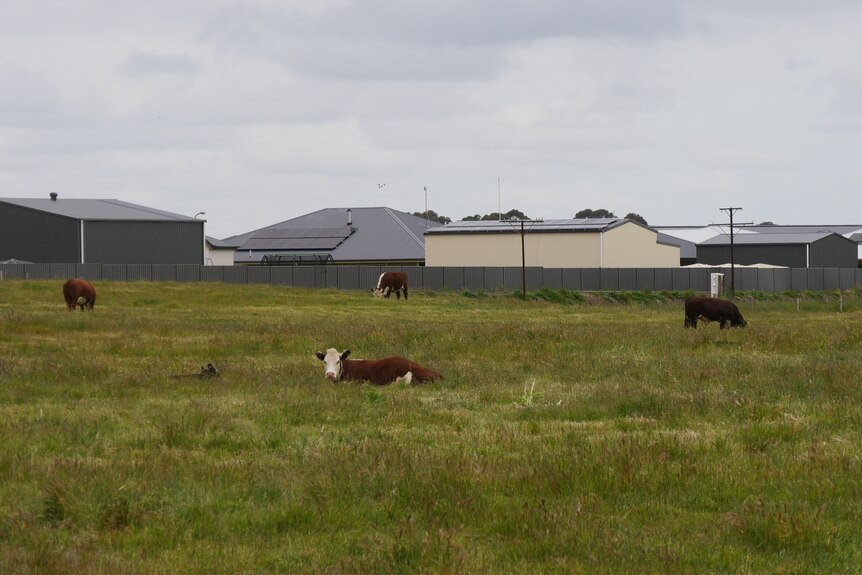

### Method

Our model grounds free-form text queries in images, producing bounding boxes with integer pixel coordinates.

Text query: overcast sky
[1,1,860,238]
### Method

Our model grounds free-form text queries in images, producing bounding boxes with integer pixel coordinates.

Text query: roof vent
[49,192,58,201]
[347,208,352,226]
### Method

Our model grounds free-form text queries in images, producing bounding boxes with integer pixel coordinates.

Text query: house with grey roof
[223,207,434,265]
[0,194,204,264]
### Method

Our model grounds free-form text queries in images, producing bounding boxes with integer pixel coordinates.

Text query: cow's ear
[341,349,351,360]
[315,351,325,361]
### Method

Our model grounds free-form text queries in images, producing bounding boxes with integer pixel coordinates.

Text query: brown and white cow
[684,296,747,329]
[315,348,441,385]
[372,272,408,300]
[62,278,97,311]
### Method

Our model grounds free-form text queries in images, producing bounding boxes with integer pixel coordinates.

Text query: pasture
[1,280,861,574]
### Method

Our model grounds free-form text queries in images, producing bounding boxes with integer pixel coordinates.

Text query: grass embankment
[1,280,861,573]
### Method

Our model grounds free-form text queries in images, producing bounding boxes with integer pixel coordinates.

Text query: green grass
[1,279,861,573]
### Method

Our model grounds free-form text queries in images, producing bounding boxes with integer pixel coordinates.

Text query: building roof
[224,207,435,263]
[0,197,198,221]
[424,217,627,235]
[205,236,239,249]
[699,231,841,246]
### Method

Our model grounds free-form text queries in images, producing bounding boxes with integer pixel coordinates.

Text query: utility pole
[506,218,542,299]
[715,207,752,297]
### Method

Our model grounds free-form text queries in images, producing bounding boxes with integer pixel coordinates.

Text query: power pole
[715,207,752,297]
[506,218,542,299]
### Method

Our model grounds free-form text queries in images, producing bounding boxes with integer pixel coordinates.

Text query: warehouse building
[424,218,680,268]
[0,195,204,264]
[697,231,858,268]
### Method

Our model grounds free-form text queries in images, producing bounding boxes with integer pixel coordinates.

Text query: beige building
[425,218,680,268]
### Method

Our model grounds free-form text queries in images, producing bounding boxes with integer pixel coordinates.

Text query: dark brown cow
[372,272,408,300]
[62,279,96,311]
[684,296,747,329]
[315,348,441,385]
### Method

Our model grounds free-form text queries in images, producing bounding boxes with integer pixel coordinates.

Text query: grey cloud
[121,50,201,77]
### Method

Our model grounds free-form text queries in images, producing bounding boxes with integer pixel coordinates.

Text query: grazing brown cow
[372,272,408,300]
[315,348,441,385]
[684,296,747,329]
[62,279,96,311]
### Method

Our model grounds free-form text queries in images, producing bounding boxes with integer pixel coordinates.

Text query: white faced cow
[315,348,441,385]
[372,272,408,300]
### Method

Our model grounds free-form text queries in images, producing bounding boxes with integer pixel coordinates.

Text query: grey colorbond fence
[2,263,862,293]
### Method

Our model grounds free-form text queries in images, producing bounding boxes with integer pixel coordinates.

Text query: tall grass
[1,280,861,573]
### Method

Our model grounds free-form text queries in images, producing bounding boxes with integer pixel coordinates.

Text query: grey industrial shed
[225,207,434,265]
[697,231,857,268]
[0,196,204,264]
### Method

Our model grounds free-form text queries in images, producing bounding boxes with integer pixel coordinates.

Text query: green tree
[625,212,648,225]
[461,209,530,221]
[575,208,616,218]
[412,210,452,224]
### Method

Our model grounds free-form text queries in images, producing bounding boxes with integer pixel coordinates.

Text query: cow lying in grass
[684,296,747,329]
[315,348,441,385]
[63,278,96,311]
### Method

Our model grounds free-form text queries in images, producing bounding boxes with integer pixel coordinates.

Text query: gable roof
[425,217,627,235]
[224,207,435,263]
[699,231,845,246]
[0,197,197,221]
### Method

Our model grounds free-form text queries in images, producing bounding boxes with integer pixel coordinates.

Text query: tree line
[413,208,649,226]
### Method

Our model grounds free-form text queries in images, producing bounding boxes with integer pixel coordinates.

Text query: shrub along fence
[2,263,861,293]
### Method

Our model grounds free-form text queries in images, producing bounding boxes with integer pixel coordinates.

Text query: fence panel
[177,265,201,283]
[75,264,103,280]
[246,266,271,285]
[806,269,824,291]
[773,268,792,292]
[152,265,177,282]
[443,267,466,290]
[618,269,638,291]
[634,268,655,291]
[50,264,77,279]
[823,268,840,290]
[463,267,485,291]
[201,266,224,283]
[839,268,856,290]
[270,267,294,286]
[423,267,445,291]
[600,268,620,290]
[127,265,152,281]
[483,268,505,291]
[756,269,775,292]
[581,269,601,291]
[401,267,424,292]
[358,266,384,290]
[654,268,673,291]
[542,268,562,290]
[561,269,582,291]
[336,266,359,290]
[3,263,862,292]
[223,266,248,284]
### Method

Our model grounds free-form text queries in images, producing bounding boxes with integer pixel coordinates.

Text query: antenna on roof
[498,177,501,221]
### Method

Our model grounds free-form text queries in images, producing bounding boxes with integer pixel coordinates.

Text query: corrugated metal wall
[2,263,861,292]
[0,203,80,263]
[84,221,203,264]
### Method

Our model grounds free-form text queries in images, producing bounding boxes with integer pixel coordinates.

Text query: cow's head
[371,287,390,298]
[315,348,350,380]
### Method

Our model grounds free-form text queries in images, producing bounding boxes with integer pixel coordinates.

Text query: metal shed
[0,195,204,264]
[697,231,857,268]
